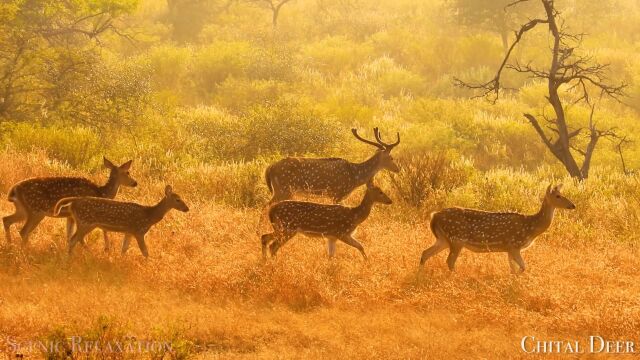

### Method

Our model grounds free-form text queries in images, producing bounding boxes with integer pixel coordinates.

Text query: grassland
[1,150,639,359]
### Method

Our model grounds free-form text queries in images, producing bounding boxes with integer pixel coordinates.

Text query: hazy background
[2,0,640,206]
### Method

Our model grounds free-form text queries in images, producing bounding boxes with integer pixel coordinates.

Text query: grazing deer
[261,184,392,259]
[264,128,400,204]
[54,185,189,257]
[419,185,575,273]
[3,157,137,247]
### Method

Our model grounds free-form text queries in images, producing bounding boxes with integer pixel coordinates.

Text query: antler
[374,128,400,150]
[352,128,385,150]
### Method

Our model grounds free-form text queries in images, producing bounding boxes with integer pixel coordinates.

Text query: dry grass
[1,150,639,359]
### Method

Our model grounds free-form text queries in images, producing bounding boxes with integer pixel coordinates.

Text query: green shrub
[1,122,102,169]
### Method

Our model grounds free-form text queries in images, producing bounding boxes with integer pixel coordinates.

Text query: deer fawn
[261,184,392,259]
[3,157,137,247]
[54,185,189,257]
[420,185,575,273]
[264,128,400,204]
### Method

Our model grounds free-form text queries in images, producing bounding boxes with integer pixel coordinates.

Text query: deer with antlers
[264,128,400,204]
[419,185,575,273]
[262,184,392,259]
[3,157,137,247]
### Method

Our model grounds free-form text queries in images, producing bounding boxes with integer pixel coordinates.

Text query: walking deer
[264,128,400,204]
[54,185,189,257]
[3,157,137,247]
[261,184,392,259]
[419,185,575,273]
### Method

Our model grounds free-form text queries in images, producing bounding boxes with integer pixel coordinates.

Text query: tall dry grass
[0,149,639,358]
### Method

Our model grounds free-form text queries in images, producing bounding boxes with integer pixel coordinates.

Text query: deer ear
[120,160,133,170]
[546,184,553,194]
[165,185,173,196]
[554,184,563,192]
[103,157,115,169]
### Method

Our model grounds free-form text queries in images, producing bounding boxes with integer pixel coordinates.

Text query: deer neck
[352,192,376,224]
[147,198,173,225]
[353,152,382,185]
[529,198,556,236]
[99,172,120,199]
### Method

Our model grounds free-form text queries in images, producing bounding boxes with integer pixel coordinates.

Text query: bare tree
[248,0,294,29]
[455,0,626,180]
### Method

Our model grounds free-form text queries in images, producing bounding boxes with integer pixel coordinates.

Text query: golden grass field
[1,150,640,359]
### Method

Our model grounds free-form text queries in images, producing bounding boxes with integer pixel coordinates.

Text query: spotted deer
[3,157,137,247]
[54,185,189,257]
[264,128,400,204]
[420,185,575,273]
[261,184,392,259]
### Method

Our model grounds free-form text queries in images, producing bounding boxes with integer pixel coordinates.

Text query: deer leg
[102,231,110,252]
[134,233,149,258]
[3,206,26,244]
[19,213,45,247]
[261,233,275,258]
[68,225,92,255]
[327,237,337,258]
[269,231,295,257]
[419,238,449,267]
[121,234,133,255]
[338,235,367,261]
[508,249,526,273]
[446,244,463,271]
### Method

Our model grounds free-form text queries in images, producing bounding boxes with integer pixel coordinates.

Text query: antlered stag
[264,128,400,203]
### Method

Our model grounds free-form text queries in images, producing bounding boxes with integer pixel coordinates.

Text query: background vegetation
[1,0,640,358]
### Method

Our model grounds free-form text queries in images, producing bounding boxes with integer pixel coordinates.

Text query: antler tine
[387,132,400,149]
[374,128,401,150]
[351,128,385,150]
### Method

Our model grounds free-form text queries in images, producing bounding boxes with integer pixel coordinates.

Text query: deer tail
[7,187,17,202]
[264,164,274,194]
[53,198,75,217]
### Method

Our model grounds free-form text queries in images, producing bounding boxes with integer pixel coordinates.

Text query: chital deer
[54,185,189,257]
[264,128,400,204]
[3,157,137,247]
[261,184,392,259]
[420,185,575,273]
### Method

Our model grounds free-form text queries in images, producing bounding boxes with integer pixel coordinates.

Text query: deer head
[352,127,400,173]
[366,183,393,205]
[545,184,575,210]
[164,185,189,212]
[104,157,138,187]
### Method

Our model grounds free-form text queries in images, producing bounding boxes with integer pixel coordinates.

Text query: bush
[386,152,473,210]
[241,99,342,158]
[1,122,102,169]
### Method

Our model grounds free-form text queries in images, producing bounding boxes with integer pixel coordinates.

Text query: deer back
[268,157,358,199]
[269,200,356,235]
[10,177,105,215]
[431,208,535,251]
[66,197,152,232]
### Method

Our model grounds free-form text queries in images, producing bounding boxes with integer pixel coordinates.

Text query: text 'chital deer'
[262,185,392,259]
[264,128,400,204]
[3,157,137,247]
[54,185,189,257]
[420,185,575,273]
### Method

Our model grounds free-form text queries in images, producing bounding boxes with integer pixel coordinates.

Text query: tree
[165,0,236,42]
[248,0,294,29]
[449,0,537,53]
[0,0,138,122]
[455,0,626,180]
